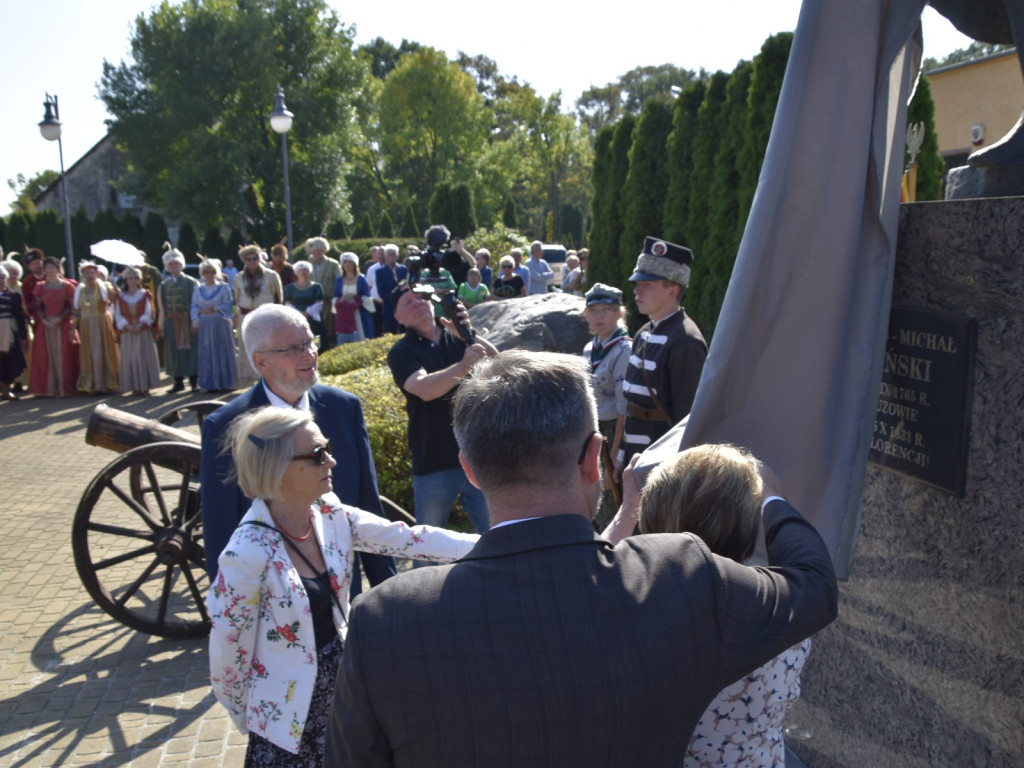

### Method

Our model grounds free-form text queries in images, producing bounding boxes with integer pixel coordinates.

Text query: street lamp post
[38,93,75,278]
[269,85,294,254]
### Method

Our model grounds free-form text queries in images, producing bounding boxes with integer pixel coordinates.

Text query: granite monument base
[787,197,1024,768]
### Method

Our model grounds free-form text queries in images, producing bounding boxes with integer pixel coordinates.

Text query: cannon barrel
[86,403,201,455]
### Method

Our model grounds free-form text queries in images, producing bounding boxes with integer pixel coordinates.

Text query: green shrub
[318,334,399,375]
[322,362,414,513]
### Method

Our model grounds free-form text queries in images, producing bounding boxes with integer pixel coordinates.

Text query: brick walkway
[0,385,247,767]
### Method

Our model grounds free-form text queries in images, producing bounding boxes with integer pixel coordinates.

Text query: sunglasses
[291,440,333,465]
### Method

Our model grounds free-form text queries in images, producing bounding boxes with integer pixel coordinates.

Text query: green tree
[378,48,488,205]
[663,79,706,245]
[93,208,121,243]
[924,41,1013,71]
[353,212,374,239]
[428,183,454,231]
[100,0,365,234]
[34,209,66,266]
[560,202,584,248]
[576,65,699,139]
[226,228,245,259]
[177,223,200,263]
[448,183,477,238]
[377,211,395,238]
[477,79,545,231]
[326,219,347,239]
[695,61,753,341]
[618,64,699,114]
[531,95,592,242]
[6,171,60,216]
[202,228,226,261]
[359,37,422,80]
[907,76,944,201]
[576,84,623,140]
[502,194,518,229]
[4,212,31,256]
[619,99,674,303]
[587,114,635,292]
[587,126,614,269]
[120,213,144,246]
[140,212,169,260]
[737,34,792,224]
[684,72,729,262]
[70,208,93,267]
[400,203,418,238]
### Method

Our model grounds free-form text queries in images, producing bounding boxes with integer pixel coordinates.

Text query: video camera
[405,224,475,345]
[405,224,464,286]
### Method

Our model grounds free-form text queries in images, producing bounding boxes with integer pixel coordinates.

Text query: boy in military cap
[617,237,707,477]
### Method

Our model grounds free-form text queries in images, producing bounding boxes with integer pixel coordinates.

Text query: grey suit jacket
[327,500,838,767]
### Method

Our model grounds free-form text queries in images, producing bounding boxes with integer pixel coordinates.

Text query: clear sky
[1,1,972,214]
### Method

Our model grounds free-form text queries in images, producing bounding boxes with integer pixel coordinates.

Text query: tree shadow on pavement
[1,603,215,767]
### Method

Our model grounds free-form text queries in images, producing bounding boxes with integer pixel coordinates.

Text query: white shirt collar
[262,380,311,411]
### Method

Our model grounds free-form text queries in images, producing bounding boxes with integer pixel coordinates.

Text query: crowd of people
[1,228,837,767]
[187,229,836,768]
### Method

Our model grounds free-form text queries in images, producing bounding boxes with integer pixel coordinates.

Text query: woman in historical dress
[29,257,79,397]
[0,264,28,400]
[605,445,811,768]
[332,252,373,346]
[268,242,297,288]
[1,258,28,395]
[74,261,120,394]
[114,266,161,396]
[208,406,477,767]
[159,243,199,393]
[190,259,237,393]
[233,245,283,386]
[283,261,325,342]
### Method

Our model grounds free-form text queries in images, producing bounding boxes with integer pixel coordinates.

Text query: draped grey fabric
[636,0,927,578]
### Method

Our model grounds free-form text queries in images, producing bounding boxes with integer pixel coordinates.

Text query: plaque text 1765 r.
[868,307,975,495]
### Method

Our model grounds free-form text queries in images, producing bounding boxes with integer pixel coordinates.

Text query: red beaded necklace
[272,512,313,541]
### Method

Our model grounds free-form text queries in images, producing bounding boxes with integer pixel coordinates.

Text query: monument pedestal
[787,197,1024,768]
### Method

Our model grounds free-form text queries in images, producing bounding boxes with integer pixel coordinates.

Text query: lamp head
[39,95,62,142]
[269,85,293,134]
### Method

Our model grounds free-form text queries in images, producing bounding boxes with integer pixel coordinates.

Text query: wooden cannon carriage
[76,402,412,639]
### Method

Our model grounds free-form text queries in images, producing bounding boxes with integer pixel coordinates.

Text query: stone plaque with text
[868,308,975,495]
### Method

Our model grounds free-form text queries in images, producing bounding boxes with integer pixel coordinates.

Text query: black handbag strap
[240,519,346,621]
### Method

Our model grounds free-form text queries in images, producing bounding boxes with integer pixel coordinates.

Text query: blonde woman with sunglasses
[208,405,478,767]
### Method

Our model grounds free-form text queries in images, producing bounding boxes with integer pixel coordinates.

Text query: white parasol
[89,239,146,267]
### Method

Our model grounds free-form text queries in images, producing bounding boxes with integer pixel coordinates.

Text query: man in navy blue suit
[200,304,396,591]
[374,244,407,334]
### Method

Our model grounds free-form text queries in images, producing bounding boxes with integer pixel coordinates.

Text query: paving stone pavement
[0,384,248,767]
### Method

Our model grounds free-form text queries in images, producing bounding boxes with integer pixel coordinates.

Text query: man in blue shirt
[525,240,554,295]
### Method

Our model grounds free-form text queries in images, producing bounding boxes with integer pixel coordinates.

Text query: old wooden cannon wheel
[72,441,210,638]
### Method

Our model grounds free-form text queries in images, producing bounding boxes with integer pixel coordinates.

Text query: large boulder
[469,293,590,353]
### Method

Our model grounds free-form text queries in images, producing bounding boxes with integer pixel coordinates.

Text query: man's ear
[459,451,481,490]
[252,351,266,373]
[581,433,603,484]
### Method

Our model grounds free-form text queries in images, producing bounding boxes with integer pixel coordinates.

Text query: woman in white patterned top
[638,444,810,768]
[207,406,478,767]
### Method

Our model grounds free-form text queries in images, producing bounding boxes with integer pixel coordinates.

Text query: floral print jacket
[207,492,478,754]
